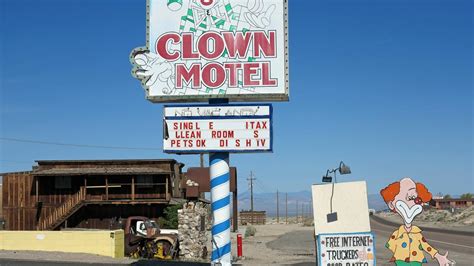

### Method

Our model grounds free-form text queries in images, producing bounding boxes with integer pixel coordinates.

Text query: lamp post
[316,161,352,266]
[321,161,351,222]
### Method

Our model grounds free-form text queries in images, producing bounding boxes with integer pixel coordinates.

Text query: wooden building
[239,211,266,225]
[0,184,3,218]
[430,198,474,209]
[0,183,3,228]
[1,159,185,230]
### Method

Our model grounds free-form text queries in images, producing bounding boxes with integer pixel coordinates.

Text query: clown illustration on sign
[380,178,453,265]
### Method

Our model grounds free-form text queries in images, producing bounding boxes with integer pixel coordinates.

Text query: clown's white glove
[133,52,173,87]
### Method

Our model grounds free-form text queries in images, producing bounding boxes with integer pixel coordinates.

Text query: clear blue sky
[1,0,472,196]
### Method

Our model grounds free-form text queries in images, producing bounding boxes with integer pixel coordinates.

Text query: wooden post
[301,203,304,221]
[35,177,39,203]
[285,192,288,224]
[105,176,109,200]
[276,190,279,223]
[296,200,298,223]
[233,186,238,232]
[131,176,135,200]
[165,176,169,200]
[84,177,87,198]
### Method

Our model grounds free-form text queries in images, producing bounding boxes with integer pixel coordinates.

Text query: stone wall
[178,201,210,260]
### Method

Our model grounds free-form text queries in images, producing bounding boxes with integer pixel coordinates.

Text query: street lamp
[321,161,351,183]
[321,161,352,223]
[315,161,352,266]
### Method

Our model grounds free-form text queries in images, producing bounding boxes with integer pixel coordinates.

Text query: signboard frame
[130,0,289,103]
[163,103,273,153]
[316,231,376,266]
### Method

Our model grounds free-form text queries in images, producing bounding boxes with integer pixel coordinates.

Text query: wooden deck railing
[39,186,86,230]
[38,183,171,230]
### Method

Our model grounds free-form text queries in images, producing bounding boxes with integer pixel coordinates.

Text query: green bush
[245,225,257,237]
[158,204,182,229]
[460,193,473,199]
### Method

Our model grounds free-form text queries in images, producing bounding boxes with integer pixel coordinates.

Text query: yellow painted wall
[0,230,124,258]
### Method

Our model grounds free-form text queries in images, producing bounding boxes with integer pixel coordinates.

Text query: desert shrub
[303,218,314,227]
[245,225,257,237]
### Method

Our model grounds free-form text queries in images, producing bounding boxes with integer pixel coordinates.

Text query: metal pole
[210,152,231,266]
[285,192,288,224]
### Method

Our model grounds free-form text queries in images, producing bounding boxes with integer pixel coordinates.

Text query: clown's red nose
[414,197,422,205]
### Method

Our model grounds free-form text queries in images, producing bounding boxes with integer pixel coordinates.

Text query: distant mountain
[237,190,387,216]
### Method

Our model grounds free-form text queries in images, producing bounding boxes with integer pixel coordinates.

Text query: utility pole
[247,171,256,212]
[285,192,288,224]
[301,203,304,221]
[296,200,298,223]
[276,190,279,223]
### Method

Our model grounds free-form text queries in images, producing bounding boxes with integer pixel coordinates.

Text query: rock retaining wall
[178,201,210,260]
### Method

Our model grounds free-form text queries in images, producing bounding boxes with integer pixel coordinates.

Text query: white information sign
[317,232,376,266]
[131,0,289,103]
[163,104,272,153]
[312,181,371,235]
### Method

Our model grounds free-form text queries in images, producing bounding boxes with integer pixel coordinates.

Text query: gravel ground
[0,224,314,265]
[233,223,316,265]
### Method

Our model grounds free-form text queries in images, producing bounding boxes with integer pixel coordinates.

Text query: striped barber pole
[210,152,232,265]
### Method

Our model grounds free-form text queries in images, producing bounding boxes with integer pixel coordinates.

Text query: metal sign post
[210,152,231,265]
[209,98,231,266]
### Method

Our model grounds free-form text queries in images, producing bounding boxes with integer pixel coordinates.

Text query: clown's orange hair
[380,180,432,203]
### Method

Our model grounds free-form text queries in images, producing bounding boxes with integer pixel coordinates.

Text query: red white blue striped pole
[210,152,231,265]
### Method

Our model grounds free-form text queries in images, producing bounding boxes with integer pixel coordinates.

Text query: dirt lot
[0,224,315,265]
[234,223,316,265]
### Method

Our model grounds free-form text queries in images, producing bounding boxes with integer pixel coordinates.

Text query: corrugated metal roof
[35,159,177,165]
[32,167,172,176]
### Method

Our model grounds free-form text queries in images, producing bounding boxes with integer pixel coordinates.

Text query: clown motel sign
[317,232,376,266]
[163,104,272,153]
[130,0,289,103]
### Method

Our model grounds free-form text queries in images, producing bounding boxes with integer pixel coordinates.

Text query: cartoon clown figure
[380,177,453,265]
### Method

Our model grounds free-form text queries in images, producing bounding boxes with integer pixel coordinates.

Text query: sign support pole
[209,98,232,266]
[210,152,231,265]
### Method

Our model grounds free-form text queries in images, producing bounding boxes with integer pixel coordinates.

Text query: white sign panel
[317,232,376,266]
[163,104,272,153]
[131,0,289,103]
[312,181,371,235]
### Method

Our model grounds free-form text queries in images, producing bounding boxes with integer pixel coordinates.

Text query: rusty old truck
[124,216,179,259]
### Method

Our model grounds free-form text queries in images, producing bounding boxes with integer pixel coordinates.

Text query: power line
[0,137,161,151]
